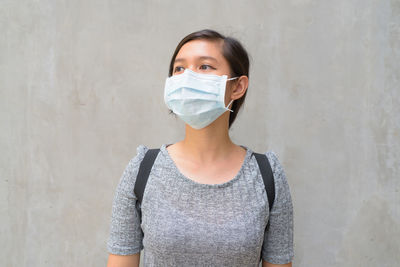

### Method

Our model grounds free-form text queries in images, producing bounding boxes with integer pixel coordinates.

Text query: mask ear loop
[225,99,234,112]
[225,76,239,112]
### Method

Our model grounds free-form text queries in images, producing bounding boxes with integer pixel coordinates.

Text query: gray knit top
[107,143,294,266]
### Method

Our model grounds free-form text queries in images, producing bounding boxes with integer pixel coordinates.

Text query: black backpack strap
[134,148,160,215]
[252,152,275,212]
[252,152,275,264]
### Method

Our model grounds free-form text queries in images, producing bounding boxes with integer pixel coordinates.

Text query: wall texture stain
[336,196,400,266]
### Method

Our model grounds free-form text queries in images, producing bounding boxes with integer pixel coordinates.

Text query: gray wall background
[1,0,399,266]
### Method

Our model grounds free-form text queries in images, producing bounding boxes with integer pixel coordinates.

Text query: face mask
[164,69,239,129]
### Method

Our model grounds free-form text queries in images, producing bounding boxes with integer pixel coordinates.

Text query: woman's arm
[260,151,294,265]
[262,260,292,267]
[107,253,140,267]
[107,146,148,266]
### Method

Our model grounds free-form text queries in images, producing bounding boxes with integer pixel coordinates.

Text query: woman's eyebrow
[174,58,186,63]
[174,56,218,64]
[198,56,218,62]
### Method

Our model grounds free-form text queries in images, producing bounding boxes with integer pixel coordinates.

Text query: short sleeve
[107,144,149,255]
[261,150,294,264]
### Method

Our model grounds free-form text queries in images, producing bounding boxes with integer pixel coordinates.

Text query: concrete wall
[1,1,399,266]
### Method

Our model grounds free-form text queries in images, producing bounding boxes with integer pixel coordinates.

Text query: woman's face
[172,39,233,78]
[171,38,248,112]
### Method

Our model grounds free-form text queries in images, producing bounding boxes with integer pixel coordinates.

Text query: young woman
[107,29,294,267]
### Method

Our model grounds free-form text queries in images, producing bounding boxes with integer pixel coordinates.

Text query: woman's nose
[187,65,196,72]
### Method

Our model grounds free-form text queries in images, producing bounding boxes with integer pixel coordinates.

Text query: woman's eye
[174,66,184,73]
[200,64,215,70]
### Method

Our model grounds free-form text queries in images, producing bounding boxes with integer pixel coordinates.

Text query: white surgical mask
[164,69,238,129]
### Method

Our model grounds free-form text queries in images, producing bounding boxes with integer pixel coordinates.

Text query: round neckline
[160,143,253,188]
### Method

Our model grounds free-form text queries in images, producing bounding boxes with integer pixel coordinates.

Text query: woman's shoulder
[125,144,150,169]
[250,148,281,172]
[115,144,150,195]
[263,149,292,206]
[263,150,283,175]
[256,149,289,188]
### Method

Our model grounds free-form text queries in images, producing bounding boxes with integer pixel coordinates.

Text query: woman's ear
[231,76,249,100]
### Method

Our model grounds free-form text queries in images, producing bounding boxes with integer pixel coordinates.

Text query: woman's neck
[178,114,237,164]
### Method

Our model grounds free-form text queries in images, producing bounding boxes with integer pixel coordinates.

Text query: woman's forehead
[175,39,225,62]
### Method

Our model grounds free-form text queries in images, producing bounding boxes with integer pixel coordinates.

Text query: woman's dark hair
[168,29,250,129]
